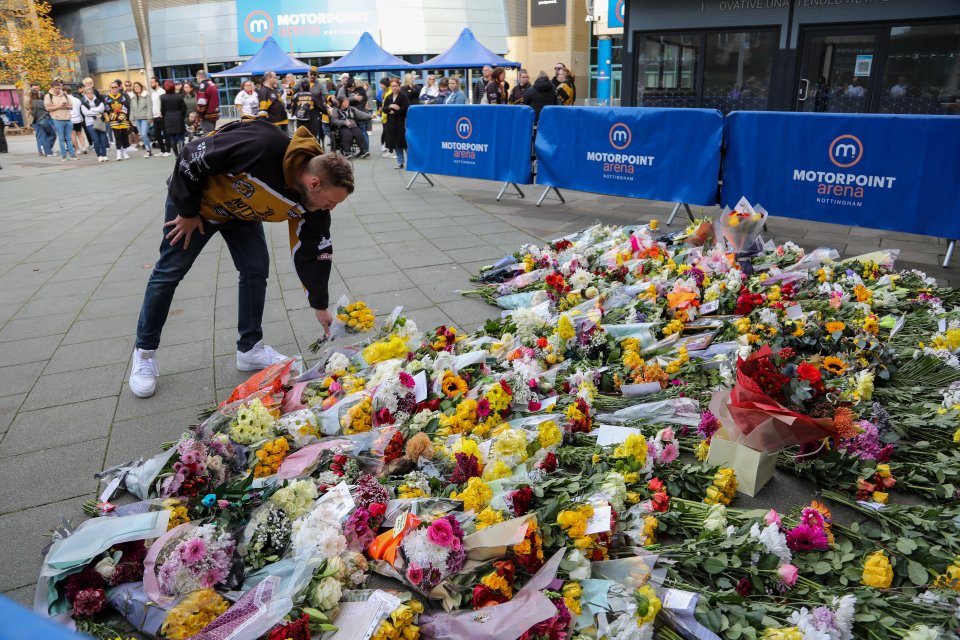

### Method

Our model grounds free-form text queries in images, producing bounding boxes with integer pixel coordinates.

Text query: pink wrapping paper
[275,439,351,480]
[280,382,309,414]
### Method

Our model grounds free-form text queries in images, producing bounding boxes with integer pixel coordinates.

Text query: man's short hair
[196,69,207,79]
[307,153,355,195]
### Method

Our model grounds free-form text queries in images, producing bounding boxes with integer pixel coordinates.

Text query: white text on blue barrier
[441,142,490,152]
[586,152,655,165]
[792,170,896,188]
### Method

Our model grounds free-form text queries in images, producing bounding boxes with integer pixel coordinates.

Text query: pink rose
[329,381,342,394]
[426,518,455,548]
[658,427,675,442]
[778,563,798,588]
[765,510,782,527]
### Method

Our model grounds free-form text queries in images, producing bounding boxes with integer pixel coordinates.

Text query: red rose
[647,477,664,492]
[538,452,557,473]
[797,363,821,385]
[369,502,386,518]
[735,577,752,597]
[473,585,508,608]
[510,487,534,516]
[651,491,670,512]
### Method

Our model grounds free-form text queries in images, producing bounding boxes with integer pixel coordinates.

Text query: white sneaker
[116,150,123,161]
[381,152,392,158]
[162,152,171,157]
[129,349,159,398]
[236,341,286,371]
[122,148,130,160]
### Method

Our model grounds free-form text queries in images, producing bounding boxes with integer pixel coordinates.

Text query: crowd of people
[26,70,219,163]
[19,61,577,168]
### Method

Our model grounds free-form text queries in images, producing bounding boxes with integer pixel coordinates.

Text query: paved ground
[0,124,955,607]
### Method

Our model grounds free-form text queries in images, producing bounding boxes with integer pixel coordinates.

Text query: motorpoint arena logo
[455,117,472,140]
[609,123,631,150]
[829,134,863,168]
[244,10,274,42]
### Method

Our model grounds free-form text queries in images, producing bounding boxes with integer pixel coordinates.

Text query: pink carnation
[764,510,782,527]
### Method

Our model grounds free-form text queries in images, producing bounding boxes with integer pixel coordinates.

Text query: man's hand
[315,308,333,336]
[163,215,205,250]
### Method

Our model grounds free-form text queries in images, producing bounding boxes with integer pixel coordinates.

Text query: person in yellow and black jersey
[128,120,354,399]
[292,80,325,143]
[257,71,289,132]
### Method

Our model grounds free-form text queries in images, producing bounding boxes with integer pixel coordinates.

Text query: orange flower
[833,407,859,440]
[441,371,468,398]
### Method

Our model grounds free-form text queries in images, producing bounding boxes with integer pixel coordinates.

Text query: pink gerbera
[476,398,491,419]
[178,537,207,565]
[658,443,679,465]
[399,372,415,388]
[785,524,829,552]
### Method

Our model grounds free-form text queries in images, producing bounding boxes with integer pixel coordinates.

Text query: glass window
[702,30,777,113]
[636,32,699,108]
[879,22,960,115]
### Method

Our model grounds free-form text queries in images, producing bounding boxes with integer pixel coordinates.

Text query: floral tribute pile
[37,217,960,640]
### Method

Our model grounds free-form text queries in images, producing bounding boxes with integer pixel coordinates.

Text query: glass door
[797,29,882,113]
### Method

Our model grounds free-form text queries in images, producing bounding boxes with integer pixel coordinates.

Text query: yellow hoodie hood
[283,125,325,192]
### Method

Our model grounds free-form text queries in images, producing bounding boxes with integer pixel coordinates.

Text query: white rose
[94,556,117,581]
[310,576,342,611]
[585,286,599,299]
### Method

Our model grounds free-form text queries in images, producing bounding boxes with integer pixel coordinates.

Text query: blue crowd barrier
[534,106,723,206]
[405,105,535,186]
[722,111,960,240]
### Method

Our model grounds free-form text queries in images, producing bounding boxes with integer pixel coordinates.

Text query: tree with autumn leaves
[1,0,77,121]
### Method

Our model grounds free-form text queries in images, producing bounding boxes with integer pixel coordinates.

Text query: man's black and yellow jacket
[168,119,333,310]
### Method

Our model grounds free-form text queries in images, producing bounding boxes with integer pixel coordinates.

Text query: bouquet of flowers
[311,295,376,351]
[239,504,292,569]
[719,197,768,274]
[368,514,468,596]
[150,523,236,599]
[713,345,838,452]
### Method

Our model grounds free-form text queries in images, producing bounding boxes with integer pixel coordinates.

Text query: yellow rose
[861,551,894,588]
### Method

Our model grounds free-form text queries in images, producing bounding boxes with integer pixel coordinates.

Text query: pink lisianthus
[426,517,455,548]
[778,563,799,588]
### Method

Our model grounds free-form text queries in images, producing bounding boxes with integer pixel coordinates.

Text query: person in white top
[78,86,109,162]
[149,76,171,156]
[66,85,88,155]
[845,77,866,97]
[234,80,259,119]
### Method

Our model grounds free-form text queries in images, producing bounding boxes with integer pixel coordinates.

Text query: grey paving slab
[0,337,60,368]
[4,584,35,607]
[0,397,117,458]
[335,259,398,278]
[0,315,74,343]
[105,405,210,468]
[115,368,215,421]
[0,395,25,437]
[0,362,46,399]
[0,438,105,514]
[21,363,125,411]
[343,271,416,295]
[437,298,503,332]
[44,337,134,374]
[0,496,89,592]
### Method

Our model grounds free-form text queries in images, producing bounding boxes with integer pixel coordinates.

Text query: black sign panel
[531,0,566,26]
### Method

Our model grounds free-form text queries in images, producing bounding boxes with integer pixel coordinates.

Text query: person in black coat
[159,80,187,155]
[523,72,559,123]
[383,78,409,169]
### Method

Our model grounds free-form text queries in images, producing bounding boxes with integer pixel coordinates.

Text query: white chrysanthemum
[396,318,419,340]
[902,627,941,640]
[569,268,593,290]
[757,523,792,564]
[512,307,549,343]
[758,307,780,328]
[402,529,451,568]
[325,352,351,374]
[367,359,403,389]
[291,504,347,559]
[832,594,856,639]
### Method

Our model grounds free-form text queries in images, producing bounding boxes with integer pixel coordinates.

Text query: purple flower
[812,606,839,632]
[420,566,444,591]
[178,537,207,565]
[785,524,829,552]
[697,410,719,440]
[450,453,481,485]
[353,474,390,509]
[446,544,466,574]
[200,566,227,588]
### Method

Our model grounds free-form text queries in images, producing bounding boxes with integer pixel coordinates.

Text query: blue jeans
[396,148,406,166]
[167,133,184,155]
[53,119,75,157]
[135,118,151,151]
[34,122,54,155]
[136,197,270,352]
[86,125,108,157]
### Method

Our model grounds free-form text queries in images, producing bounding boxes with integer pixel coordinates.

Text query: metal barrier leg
[405,172,434,190]
[536,187,551,207]
[496,182,526,201]
[553,187,565,203]
[683,203,694,222]
[944,240,956,268]
[667,202,682,225]
[536,187,565,207]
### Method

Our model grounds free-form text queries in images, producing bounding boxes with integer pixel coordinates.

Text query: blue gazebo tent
[211,37,311,77]
[318,32,414,72]
[414,28,520,70]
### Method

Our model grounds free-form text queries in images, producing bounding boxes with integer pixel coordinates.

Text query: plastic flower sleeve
[597,397,703,427]
[105,582,171,638]
[419,547,565,640]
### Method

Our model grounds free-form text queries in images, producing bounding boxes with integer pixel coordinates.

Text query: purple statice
[635,311,648,323]
[697,410,720,441]
[785,524,830,552]
[840,420,882,460]
[353,474,389,509]
[450,452,481,485]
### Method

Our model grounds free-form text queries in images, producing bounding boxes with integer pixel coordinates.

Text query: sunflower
[441,371,468,398]
[822,356,848,375]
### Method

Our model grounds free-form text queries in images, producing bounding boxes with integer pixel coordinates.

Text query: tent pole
[467,68,472,104]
